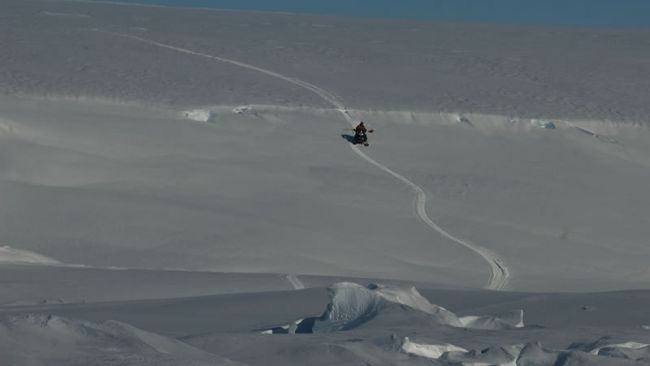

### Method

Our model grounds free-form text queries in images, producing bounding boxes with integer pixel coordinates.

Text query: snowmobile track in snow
[104,31,510,291]
[286,274,305,290]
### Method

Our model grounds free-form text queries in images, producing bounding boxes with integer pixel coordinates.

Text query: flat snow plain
[2,0,650,365]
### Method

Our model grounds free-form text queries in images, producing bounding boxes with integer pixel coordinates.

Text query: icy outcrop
[264,282,524,334]
[0,245,60,265]
[183,109,213,122]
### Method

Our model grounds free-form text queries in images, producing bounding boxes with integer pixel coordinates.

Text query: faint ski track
[102,31,510,290]
[286,274,305,290]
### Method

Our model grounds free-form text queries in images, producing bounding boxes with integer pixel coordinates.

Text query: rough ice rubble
[263,282,523,333]
[0,245,60,265]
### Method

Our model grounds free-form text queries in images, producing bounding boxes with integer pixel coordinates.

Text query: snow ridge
[102,31,510,290]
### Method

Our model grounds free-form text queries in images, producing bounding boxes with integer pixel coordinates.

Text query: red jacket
[354,123,367,134]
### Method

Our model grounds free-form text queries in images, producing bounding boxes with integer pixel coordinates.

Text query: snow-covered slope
[2,1,650,365]
[0,245,60,265]
[0,314,241,366]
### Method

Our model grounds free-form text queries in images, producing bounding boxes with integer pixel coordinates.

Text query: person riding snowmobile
[353,122,368,144]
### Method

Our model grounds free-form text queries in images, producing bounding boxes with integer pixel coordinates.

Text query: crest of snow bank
[264,282,523,334]
[0,245,60,265]
[312,282,463,332]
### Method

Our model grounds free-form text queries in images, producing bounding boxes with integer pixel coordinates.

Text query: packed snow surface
[2,1,650,364]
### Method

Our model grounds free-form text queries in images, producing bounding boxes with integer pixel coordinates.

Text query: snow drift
[0,245,60,265]
[0,314,241,366]
[183,109,214,122]
[263,282,523,333]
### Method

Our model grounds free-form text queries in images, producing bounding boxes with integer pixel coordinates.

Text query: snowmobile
[352,129,373,146]
[354,132,368,146]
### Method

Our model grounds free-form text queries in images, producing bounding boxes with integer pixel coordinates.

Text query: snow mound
[402,338,524,365]
[232,105,253,114]
[441,344,523,365]
[312,282,462,332]
[0,314,241,366]
[183,109,214,122]
[0,245,60,265]
[458,309,524,330]
[530,119,556,129]
[401,337,467,359]
[454,114,472,125]
[263,282,524,333]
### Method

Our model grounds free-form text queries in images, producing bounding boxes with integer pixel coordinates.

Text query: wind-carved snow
[183,109,213,122]
[101,31,510,291]
[262,282,523,333]
[0,245,60,265]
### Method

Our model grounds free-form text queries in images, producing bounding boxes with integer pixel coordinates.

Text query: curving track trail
[102,31,510,290]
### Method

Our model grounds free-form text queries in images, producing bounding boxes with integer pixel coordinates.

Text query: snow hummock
[0,245,60,265]
[183,109,213,122]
